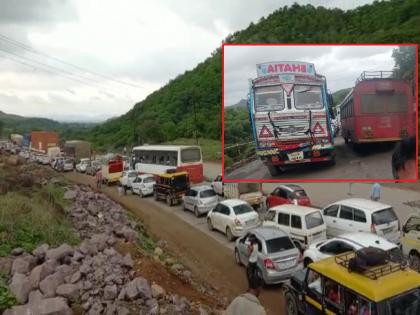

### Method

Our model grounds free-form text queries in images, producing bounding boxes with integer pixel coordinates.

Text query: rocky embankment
[1,183,221,315]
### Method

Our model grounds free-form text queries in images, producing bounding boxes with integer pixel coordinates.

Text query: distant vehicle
[182,185,218,217]
[248,61,335,176]
[263,204,326,250]
[207,199,260,241]
[401,213,420,271]
[266,184,311,209]
[132,145,203,183]
[64,140,91,161]
[223,182,264,209]
[101,155,124,185]
[86,160,101,175]
[211,174,223,195]
[76,158,90,173]
[119,170,138,191]
[234,227,302,285]
[131,174,156,198]
[322,198,401,245]
[153,171,190,206]
[47,147,61,164]
[63,159,74,172]
[52,157,65,170]
[340,71,415,146]
[303,232,400,267]
[40,155,50,165]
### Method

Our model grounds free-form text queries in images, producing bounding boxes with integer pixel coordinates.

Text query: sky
[224,45,399,106]
[0,0,376,122]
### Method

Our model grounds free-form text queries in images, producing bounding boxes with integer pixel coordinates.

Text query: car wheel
[194,206,200,217]
[166,195,173,206]
[226,227,234,242]
[207,218,214,231]
[285,291,299,315]
[234,249,242,265]
[154,191,158,201]
[304,257,313,268]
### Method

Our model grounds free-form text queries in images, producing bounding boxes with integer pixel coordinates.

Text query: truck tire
[266,163,281,177]
[285,291,299,315]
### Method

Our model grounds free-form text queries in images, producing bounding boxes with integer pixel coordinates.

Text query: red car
[266,184,311,209]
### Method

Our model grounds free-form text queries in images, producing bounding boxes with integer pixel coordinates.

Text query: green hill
[332,88,352,108]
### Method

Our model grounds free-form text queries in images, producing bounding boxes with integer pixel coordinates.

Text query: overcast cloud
[0,0,375,121]
[224,45,398,106]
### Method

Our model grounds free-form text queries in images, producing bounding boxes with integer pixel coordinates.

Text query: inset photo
[223,44,418,181]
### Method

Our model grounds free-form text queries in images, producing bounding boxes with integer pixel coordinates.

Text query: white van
[263,204,327,250]
[322,198,401,245]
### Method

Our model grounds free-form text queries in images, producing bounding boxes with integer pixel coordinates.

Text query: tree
[392,46,416,80]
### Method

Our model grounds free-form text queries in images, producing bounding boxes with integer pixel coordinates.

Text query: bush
[0,276,16,312]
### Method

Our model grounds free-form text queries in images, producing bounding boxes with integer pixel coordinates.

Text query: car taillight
[264,258,275,269]
[371,224,376,234]
[234,218,242,226]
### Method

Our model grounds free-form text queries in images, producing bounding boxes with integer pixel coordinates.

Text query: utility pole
[192,89,198,145]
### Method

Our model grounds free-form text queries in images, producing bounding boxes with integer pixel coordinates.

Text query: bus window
[361,95,386,113]
[344,289,359,315]
[388,94,407,113]
[294,85,323,110]
[359,297,375,315]
[254,85,285,112]
[181,148,201,163]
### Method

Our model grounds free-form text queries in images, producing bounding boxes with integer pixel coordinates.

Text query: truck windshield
[294,85,323,110]
[386,288,420,314]
[254,85,285,112]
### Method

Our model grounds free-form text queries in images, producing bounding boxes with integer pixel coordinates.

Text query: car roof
[137,173,154,179]
[334,232,397,250]
[310,256,420,302]
[251,226,290,240]
[331,198,391,212]
[221,199,248,207]
[279,184,304,192]
[190,185,213,192]
[159,171,188,178]
[269,204,320,215]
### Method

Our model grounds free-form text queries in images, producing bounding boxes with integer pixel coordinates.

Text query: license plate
[382,227,394,234]
[277,260,295,269]
[287,151,304,161]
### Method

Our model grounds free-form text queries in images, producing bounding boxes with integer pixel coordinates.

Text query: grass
[0,274,16,312]
[163,138,221,161]
[0,185,80,257]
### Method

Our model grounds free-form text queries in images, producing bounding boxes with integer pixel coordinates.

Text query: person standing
[95,169,102,189]
[371,182,381,201]
[224,275,267,315]
[246,236,259,282]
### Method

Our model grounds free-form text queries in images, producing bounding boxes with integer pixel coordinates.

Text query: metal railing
[355,71,395,85]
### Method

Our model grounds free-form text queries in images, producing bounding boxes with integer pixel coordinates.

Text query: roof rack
[355,71,395,85]
[335,252,407,280]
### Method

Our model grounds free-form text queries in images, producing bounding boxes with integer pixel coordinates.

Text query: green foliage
[332,88,352,108]
[0,275,16,312]
[163,138,222,161]
[0,186,79,257]
[392,46,416,80]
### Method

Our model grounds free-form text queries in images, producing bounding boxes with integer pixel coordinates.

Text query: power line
[0,33,146,90]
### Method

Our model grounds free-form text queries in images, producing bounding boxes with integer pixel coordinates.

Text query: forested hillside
[82,0,419,151]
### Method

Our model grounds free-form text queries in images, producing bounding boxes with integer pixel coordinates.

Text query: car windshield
[232,203,254,215]
[200,189,216,198]
[305,211,324,229]
[144,177,155,183]
[65,160,73,164]
[266,237,295,253]
[372,208,398,225]
[294,85,323,110]
[386,288,420,314]
[291,190,307,199]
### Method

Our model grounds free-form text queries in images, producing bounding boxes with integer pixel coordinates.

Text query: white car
[40,155,50,165]
[131,174,156,197]
[211,174,223,195]
[183,185,218,217]
[263,204,327,250]
[76,158,90,173]
[401,213,420,270]
[207,199,260,241]
[322,198,401,245]
[119,170,138,190]
[303,232,400,267]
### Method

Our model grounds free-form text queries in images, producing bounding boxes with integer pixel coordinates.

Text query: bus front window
[294,85,323,110]
[181,148,201,163]
[254,85,285,112]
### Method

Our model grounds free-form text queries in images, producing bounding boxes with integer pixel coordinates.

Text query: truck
[22,133,31,149]
[47,146,61,163]
[248,61,336,176]
[31,131,59,154]
[101,154,124,185]
[223,182,264,209]
[64,140,91,162]
[10,134,23,146]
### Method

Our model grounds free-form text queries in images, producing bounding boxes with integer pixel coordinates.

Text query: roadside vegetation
[164,138,222,161]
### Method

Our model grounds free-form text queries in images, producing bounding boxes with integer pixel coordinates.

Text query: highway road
[225,137,396,180]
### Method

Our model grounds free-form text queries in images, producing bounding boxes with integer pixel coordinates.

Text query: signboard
[257,61,316,77]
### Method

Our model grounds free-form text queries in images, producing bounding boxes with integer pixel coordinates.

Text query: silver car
[183,185,218,217]
[234,227,302,285]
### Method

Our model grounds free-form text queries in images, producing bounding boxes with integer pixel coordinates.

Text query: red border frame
[221,43,419,183]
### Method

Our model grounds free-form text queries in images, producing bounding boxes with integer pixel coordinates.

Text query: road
[226,137,396,180]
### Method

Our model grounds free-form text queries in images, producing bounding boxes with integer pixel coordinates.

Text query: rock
[117,288,126,300]
[39,271,65,298]
[125,279,139,300]
[121,226,137,242]
[56,283,79,301]
[32,244,49,258]
[11,248,24,256]
[87,201,99,215]
[83,280,93,290]
[6,155,19,166]
[198,306,209,315]
[79,240,97,256]
[154,247,163,256]
[183,270,192,279]
[4,305,33,315]
[116,306,130,315]
[103,247,117,256]
[46,244,73,262]
[170,264,184,273]
[105,304,117,315]
[135,277,152,299]
[29,262,55,289]
[90,233,109,252]
[10,273,31,304]
[28,290,43,304]
[0,257,13,275]
[38,297,72,315]
[151,283,165,299]
[147,298,159,314]
[55,264,72,278]
[156,240,167,249]
[103,284,118,300]
[122,254,134,268]
[72,251,84,261]
[70,271,82,284]
[12,257,30,274]
[164,258,175,266]
[88,302,104,315]
[63,190,77,200]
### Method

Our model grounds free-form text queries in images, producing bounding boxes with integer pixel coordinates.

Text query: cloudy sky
[0,0,375,122]
[224,45,398,106]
